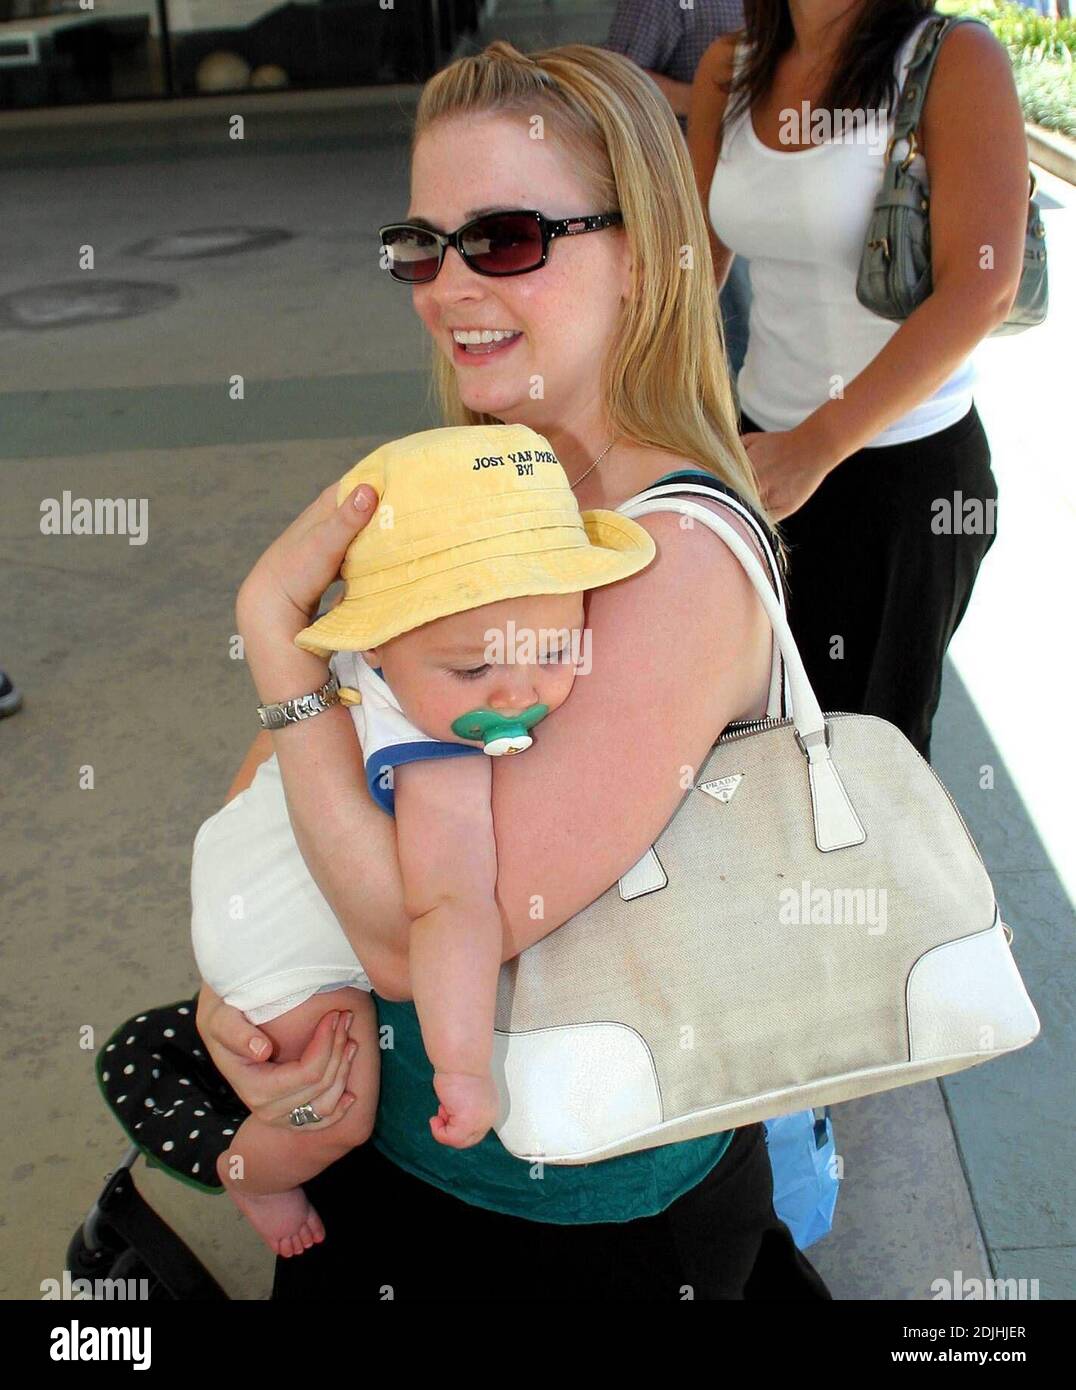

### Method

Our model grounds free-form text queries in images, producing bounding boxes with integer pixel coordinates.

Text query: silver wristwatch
[256,676,342,731]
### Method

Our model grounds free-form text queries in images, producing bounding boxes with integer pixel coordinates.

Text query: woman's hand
[196,985,357,1130]
[236,478,379,648]
[741,423,838,521]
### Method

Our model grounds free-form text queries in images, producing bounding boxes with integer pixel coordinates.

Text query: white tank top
[709,17,975,447]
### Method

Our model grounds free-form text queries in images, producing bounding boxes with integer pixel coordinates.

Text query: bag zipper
[714,711,985,868]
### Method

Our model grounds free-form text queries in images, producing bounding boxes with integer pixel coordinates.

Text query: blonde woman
[195,40,831,1300]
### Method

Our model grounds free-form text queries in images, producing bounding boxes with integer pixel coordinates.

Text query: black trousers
[742,404,998,761]
[271,1122,831,1301]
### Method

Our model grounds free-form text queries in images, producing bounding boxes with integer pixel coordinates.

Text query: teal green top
[368,470,753,1224]
[370,996,735,1225]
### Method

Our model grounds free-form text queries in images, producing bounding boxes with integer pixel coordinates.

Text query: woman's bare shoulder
[632,453,774,570]
[625,457,775,721]
[698,31,742,87]
[921,20,1020,144]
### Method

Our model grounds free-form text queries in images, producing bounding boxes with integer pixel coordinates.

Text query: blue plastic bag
[763,1108,839,1250]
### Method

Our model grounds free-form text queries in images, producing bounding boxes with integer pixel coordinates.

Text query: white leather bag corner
[491,485,1041,1165]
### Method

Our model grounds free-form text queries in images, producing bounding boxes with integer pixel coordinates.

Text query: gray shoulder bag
[857,14,1048,336]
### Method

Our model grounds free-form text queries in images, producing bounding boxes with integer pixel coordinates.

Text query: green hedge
[1014,56,1076,136]
[937,1,1076,58]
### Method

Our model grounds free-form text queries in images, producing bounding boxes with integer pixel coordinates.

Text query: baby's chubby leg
[215,987,379,1256]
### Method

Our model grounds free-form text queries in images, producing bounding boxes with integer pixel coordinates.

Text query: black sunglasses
[377,209,624,284]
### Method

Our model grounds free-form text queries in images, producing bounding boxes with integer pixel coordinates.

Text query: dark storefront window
[0,0,483,109]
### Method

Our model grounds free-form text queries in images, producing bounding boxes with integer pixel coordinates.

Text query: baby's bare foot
[220,1161,326,1258]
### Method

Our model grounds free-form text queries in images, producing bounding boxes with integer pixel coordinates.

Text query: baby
[190,423,655,1256]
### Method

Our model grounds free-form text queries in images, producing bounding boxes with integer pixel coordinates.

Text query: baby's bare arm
[393,756,500,1077]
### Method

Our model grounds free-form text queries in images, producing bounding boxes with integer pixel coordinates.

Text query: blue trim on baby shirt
[366,741,484,816]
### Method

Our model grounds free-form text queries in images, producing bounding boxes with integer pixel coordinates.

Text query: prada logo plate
[698,773,743,803]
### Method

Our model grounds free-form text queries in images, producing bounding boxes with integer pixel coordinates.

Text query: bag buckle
[794,723,831,759]
[885,127,919,171]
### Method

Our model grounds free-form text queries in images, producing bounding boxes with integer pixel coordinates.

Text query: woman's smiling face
[407,113,632,430]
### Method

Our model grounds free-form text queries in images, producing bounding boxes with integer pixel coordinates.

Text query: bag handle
[887,16,991,165]
[616,493,866,866]
[889,16,1037,205]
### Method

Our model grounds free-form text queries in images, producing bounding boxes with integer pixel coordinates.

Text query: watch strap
[257,676,342,731]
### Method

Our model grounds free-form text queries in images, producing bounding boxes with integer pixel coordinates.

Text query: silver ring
[288,1102,322,1128]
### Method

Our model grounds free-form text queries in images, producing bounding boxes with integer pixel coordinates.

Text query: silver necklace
[569,435,619,490]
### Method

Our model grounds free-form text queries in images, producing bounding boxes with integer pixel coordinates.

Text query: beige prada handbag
[491,482,1041,1165]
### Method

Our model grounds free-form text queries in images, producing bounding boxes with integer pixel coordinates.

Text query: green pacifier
[451,704,550,756]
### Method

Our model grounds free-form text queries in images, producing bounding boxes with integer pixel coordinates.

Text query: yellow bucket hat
[294,423,656,656]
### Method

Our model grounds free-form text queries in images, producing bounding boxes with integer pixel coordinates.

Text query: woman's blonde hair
[411,39,780,545]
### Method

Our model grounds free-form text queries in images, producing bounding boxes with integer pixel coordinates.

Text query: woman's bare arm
[644,68,691,119]
[490,507,770,959]
[793,24,1028,469]
[688,34,740,290]
[231,556,413,997]
[223,581,350,805]
[235,620,410,1000]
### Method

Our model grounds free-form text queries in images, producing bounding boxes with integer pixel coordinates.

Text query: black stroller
[71,997,248,1300]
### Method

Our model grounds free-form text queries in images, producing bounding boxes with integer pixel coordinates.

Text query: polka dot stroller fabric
[95,997,249,1194]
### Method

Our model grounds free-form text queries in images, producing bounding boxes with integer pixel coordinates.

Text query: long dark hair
[724,0,938,129]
